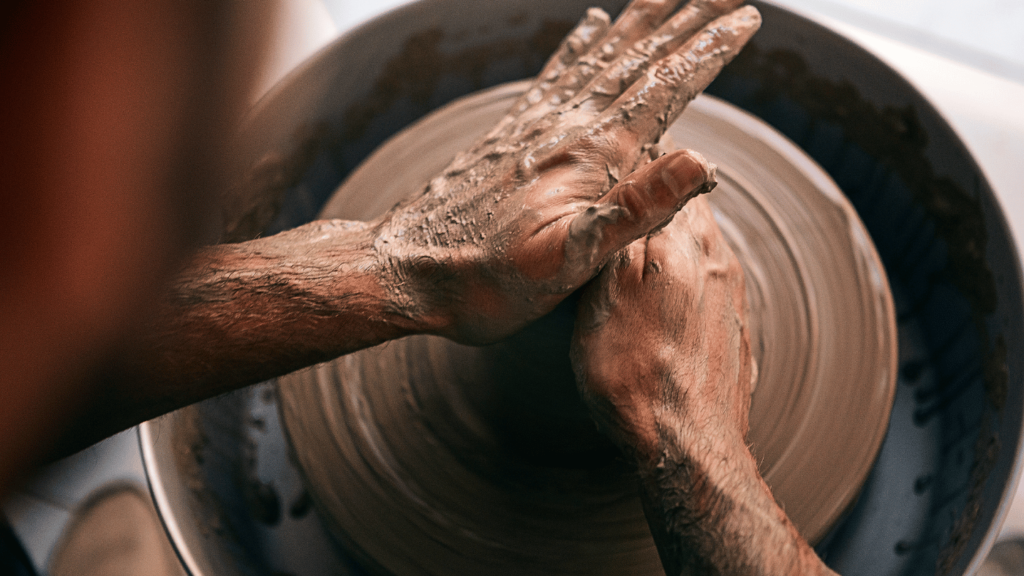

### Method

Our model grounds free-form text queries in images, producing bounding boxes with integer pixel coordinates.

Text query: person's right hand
[570,195,754,460]
[571,198,836,575]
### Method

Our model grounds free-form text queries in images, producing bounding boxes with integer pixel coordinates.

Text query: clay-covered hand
[571,195,753,461]
[571,198,836,575]
[371,0,761,344]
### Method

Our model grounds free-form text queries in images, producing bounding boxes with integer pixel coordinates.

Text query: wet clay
[277,82,897,575]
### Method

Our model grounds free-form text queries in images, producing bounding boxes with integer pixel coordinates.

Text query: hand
[370,1,761,344]
[571,198,835,575]
[571,195,754,460]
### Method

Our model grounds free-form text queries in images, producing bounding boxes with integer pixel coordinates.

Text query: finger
[570,0,744,116]
[485,8,611,141]
[609,0,689,49]
[564,149,717,273]
[575,247,624,335]
[557,0,685,97]
[600,6,761,149]
[512,8,611,117]
[508,0,686,132]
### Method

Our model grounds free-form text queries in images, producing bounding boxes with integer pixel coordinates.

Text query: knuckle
[615,179,654,220]
[625,39,658,61]
[574,132,630,168]
[633,0,673,15]
[575,54,607,76]
[650,52,695,85]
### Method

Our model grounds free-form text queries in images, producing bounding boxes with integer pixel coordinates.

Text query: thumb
[566,149,717,271]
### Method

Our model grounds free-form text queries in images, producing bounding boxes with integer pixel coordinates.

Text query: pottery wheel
[276,81,898,575]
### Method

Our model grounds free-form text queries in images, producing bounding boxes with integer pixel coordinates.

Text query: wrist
[634,411,749,506]
[362,218,456,338]
[173,219,437,357]
[637,401,747,467]
[635,418,832,576]
[297,218,454,342]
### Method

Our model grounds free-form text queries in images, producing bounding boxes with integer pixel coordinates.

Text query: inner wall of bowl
[230,1,1023,575]
[707,6,1024,576]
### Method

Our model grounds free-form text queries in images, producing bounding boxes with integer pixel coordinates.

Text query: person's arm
[637,419,831,574]
[572,197,835,575]
[81,220,419,438]
[62,149,717,453]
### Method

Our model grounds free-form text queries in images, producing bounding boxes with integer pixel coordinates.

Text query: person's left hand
[368,2,761,344]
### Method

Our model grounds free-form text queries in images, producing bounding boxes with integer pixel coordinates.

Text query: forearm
[56,219,436,453]
[142,223,412,384]
[636,414,835,576]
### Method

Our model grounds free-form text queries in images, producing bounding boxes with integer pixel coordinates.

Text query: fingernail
[702,162,719,195]
[659,149,716,199]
